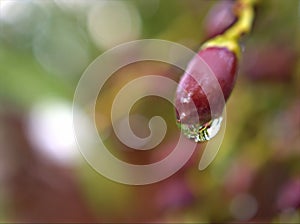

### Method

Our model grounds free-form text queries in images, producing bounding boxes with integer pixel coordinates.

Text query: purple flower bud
[175,47,238,125]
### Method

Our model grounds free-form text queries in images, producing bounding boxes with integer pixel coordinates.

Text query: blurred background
[0,0,299,223]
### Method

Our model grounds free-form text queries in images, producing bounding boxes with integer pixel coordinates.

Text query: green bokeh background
[0,0,299,223]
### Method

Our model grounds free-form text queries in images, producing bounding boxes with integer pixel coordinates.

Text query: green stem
[201,0,258,57]
[224,0,257,40]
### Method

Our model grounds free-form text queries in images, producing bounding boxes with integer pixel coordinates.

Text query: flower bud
[175,46,238,126]
[204,0,237,39]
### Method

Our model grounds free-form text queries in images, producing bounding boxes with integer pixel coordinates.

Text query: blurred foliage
[0,0,299,223]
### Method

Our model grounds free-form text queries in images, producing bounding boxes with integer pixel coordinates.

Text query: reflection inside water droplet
[178,117,223,142]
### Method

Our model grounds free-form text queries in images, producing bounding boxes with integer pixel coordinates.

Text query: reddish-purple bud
[175,47,238,126]
[204,0,237,39]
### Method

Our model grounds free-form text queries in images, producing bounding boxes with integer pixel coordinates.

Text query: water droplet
[180,112,187,120]
[180,92,192,104]
[178,117,223,142]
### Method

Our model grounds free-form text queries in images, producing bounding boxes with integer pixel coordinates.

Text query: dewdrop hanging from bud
[175,0,257,142]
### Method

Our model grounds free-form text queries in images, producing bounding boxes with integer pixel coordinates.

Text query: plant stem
[224,0,257,41]
[201,0,258,57]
